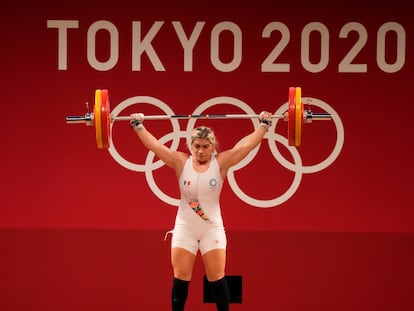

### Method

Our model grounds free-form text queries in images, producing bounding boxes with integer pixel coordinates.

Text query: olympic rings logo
[108,96,344,208]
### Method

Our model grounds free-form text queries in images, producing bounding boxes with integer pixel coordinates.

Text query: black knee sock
[172,277,190,311]
[208,277,230,311]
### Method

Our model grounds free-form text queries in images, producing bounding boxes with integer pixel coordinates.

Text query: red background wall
[1,0,413,310]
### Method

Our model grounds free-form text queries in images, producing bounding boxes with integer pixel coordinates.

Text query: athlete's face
[191,138,213,163]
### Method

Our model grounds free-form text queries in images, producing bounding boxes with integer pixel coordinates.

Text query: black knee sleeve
[172,277,190,311]
[208,277,230,311]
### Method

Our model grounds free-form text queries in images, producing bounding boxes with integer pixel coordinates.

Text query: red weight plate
[100,89,110,149]
[288,87,296,146]
[294,87,302,147]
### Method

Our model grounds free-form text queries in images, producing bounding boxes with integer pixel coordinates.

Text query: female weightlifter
[130,111,272,311]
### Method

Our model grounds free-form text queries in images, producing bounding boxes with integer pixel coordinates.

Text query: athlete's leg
[203,249,230,311]
[207,277,230,311]
[171,247,196,311]
[202,248,226,281]
[171,247,197,281]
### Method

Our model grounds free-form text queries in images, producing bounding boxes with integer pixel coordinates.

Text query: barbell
[65,87,332,149]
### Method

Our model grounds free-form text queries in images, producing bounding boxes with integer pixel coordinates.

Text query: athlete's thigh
[171,247,197,281]
[202,248,226,282]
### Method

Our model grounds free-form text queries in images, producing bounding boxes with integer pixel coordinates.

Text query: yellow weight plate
[94,89,103,149]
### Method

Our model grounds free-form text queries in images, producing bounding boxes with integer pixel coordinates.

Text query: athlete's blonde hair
[191,126,217,147]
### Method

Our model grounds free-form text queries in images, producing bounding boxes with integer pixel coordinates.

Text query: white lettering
[132,21,165,71]
[261,22,290,72]
[338,22,368,73]
[87,21,119,71]
[301,22,329,73]
[172,21,205,72]
[46,20,79,70]
[46,20,407,74]
[377,22,406,73]
[211,22,242,72]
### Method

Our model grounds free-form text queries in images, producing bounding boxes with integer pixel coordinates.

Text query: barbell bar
[65,87,332,149]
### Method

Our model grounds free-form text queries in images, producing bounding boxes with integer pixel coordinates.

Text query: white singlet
[170,155,227,255]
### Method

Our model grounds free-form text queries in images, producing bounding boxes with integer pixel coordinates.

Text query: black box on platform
[203,275,243,304]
